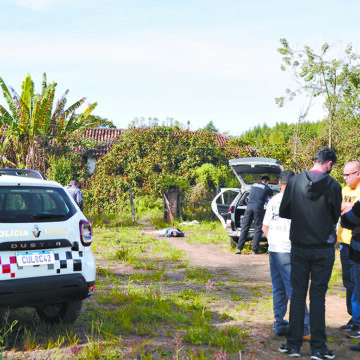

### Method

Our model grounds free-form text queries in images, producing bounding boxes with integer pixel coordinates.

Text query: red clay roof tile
[82,128,230,158]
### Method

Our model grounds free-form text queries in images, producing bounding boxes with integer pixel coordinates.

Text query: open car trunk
[229,157,283,238]
[229,157,284,188]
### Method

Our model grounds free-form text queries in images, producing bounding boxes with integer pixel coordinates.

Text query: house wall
[87,158,96,174]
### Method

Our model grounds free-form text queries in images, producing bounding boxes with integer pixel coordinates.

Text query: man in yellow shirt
[337,161,360,330]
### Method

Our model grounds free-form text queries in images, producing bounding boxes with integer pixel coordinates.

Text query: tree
[91,115,116,128]
[276,39,360,148]
[0,73,100,169]
[203,121,219,133]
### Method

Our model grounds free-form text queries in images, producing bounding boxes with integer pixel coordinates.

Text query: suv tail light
[228,206,233,214]
[79,220,93,246]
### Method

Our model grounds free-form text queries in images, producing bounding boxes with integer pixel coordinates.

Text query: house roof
[213,132,229,147]
[83,128,123,142]
[82,128,230,159]
[82,128,123,158]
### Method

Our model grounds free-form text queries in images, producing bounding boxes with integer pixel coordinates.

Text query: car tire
[36,300,83,324]
[230,237,239,248]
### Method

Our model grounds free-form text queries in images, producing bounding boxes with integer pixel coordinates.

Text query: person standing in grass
[337,161,360,332]
[66,179,84,211]
[235,175,273,255]
[340,172,360,352]
[262,170,310,340]
[278,147,342,360]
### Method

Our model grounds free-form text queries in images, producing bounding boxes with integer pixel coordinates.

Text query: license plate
[16,250,55,266]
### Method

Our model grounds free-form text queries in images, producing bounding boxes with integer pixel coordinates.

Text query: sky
[1,0,360,136]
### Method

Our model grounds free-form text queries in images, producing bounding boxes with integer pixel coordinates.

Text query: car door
[211,188,240,228]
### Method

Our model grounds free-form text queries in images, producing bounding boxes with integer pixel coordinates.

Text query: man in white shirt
[262,170,310,339]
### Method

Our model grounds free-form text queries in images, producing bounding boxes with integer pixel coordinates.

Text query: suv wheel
[36,300,83,324]
[230,237,239,248]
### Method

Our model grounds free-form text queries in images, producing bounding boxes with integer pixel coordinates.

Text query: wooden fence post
[162,190,174,224]
[129,184,135,224]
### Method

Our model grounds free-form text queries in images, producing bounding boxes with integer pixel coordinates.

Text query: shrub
[86,127,232,216]
[47,155,87,186]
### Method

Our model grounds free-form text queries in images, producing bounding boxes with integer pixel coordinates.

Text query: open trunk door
[229,157,284,190]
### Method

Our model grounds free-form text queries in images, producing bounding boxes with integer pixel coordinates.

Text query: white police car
[0,169,95,323]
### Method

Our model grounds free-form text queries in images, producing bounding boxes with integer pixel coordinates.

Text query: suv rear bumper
[0,274,94,308]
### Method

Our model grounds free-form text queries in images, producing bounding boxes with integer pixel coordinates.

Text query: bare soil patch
[164,238,358,360]
[2,233,358,359]
[97,234,358,359]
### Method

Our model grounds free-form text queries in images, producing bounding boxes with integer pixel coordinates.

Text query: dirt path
[166,238,358,360]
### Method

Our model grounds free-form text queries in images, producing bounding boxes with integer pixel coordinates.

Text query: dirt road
[166,238,358,360]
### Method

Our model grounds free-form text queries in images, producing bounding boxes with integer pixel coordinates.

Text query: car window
[0,186,76,223]
[240,173,280,185]
[216,190,239,205]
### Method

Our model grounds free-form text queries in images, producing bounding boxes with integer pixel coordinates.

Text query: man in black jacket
[278,147,342,360]
[235,175,273,254]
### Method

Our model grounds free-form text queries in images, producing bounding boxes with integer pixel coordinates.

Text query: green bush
[86,127,233,216]
[46,155,87,186]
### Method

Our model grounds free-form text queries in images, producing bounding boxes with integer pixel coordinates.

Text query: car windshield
[0,186,76,223]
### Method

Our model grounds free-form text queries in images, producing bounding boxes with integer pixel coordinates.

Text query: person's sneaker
[345,326,360,338]
[303,334,311,342]
[278,344,300,357]
[350,343,360,352]
[274,330,287,337]
[340,319,354,330]
[311,349,335,359]
[252,251,258,255]
[235,249,241,254]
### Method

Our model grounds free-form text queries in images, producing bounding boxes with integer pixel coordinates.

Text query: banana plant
[0,73,100,168]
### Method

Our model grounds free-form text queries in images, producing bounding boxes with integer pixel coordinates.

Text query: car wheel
[36,300,83,324]
[230,237,239,248]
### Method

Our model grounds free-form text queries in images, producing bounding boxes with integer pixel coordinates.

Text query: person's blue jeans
[269,251,310,336]
[340,244,354,317]
[237,205,264,252]
[350,261,360,327]
[286,246,335,353]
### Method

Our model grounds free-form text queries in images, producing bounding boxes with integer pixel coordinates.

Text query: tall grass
[0,216,302,359]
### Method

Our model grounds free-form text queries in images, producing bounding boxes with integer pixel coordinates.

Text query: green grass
[184,267,213,283]
[180,221,229,245]
[183,324,248,352]
[0,218,244,358]
[328,249,346,295]
[0,217,336,359]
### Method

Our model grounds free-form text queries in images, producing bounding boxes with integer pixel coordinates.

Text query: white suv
[212,158,283,248]
[0,169,96,323]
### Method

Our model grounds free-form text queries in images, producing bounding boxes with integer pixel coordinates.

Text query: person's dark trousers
[251,207,265,253]
[236,207,254,251]
[286,246,335,353]
[350,261,360,327]
[269,251,310,336]
[237,206,264,252]
[340,243,354,316]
